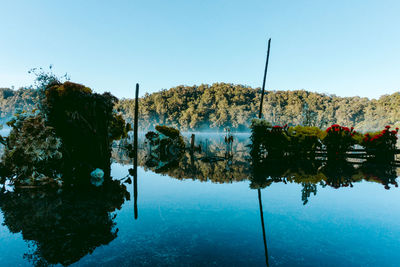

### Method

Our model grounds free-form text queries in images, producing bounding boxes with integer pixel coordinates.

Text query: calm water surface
[0,134,399,266]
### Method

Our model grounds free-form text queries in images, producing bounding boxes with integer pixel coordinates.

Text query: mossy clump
[155,125,180,139]
[0,80,130,188]
[1,110,63,186]
[154,125,185,148]
[144,125,185,171]
[42,81,130,182]
[287,125,323,157]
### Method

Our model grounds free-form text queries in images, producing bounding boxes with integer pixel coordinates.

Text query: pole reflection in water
[133,159,138,220]
[257,188,269,266]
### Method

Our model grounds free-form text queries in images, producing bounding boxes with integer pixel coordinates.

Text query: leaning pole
[257,38,271,267]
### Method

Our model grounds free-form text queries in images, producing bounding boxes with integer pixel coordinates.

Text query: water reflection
[1,133,399,266]
[113,138,399,206]
[0,180,129,266]
[251,159,398,204]
[112,135,396,266]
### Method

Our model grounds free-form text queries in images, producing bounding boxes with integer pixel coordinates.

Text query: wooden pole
[257,38,271,266]
[133,83,139,220]
[134,83,139,159]
[258,38,272,119]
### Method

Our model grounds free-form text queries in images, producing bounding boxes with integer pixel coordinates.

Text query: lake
[0,133,399,266]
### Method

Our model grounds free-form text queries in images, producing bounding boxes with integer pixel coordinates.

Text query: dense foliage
[251,120,398,161]
[43,81,129,180]
[0,80,130,187]
[321,124,357,159]
[0,110,63,186]
[361,126,399,160]
[115,83,400,131]
[3,83,400,131]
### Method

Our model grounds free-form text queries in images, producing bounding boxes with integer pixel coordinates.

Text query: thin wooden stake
[134,83,139,159]
[133,83,139,220]
[258,38,272,119]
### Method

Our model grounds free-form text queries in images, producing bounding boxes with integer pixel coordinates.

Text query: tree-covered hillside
[2,83,400,132]
[116,83,400,132]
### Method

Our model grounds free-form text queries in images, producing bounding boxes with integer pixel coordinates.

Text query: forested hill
[1,83,400,132]
[116,83,400,132]
[0,88,39,124]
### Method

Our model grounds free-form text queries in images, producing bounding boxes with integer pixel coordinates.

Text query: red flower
[385,125,391,129]
[332,124,340,128]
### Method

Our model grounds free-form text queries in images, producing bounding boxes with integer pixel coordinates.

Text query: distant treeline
[0,87,39,124]
[116,83,400,132]
[2,83,400,131]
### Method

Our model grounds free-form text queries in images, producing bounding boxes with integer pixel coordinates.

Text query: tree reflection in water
[0,180,129,266]
[251,158,398,204]
[112,136,399,267]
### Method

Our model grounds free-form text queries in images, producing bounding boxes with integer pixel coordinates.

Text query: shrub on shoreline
[250,120,398,161]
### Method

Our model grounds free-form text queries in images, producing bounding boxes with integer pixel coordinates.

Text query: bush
[250,119,289,158]
[0,80,130,187]
[42,81,130,181]
[361,126,398,161]
[250,120,399,162]
[320,124,357,159]
[1,110,63,186]
[287,125,323,156]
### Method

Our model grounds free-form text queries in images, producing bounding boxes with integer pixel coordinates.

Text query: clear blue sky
[1,0,399,99]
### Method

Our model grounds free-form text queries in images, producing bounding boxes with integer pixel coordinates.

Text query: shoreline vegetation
[0,76,130,188]
[1,83,400,132]
[0,69,398,195]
